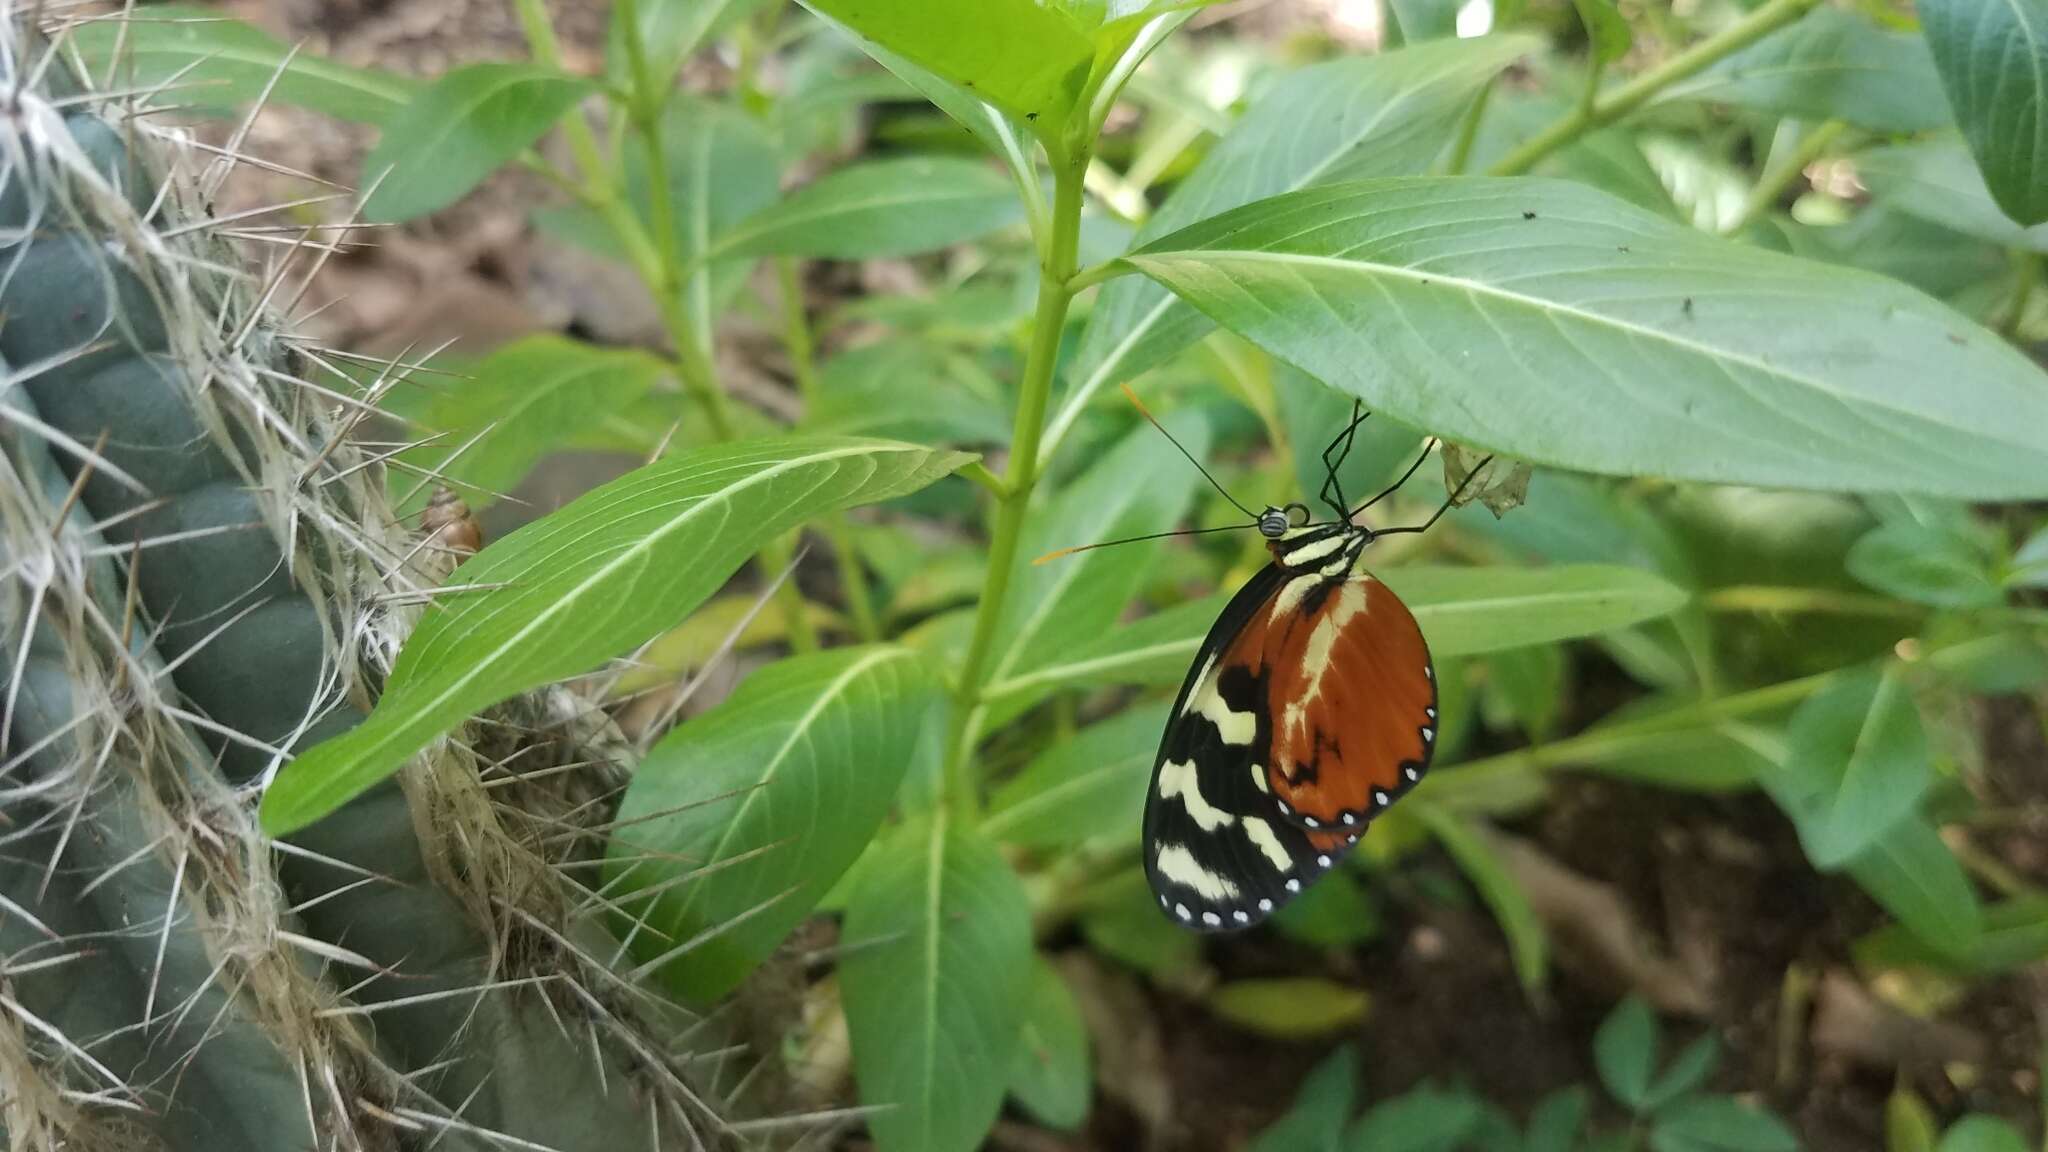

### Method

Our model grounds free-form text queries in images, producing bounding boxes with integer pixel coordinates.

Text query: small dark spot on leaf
[1681,296,1695,317]
[1617,245,1631,253]
[1522,210,1537,220]
[1947,332,1967,345]
[1026,112,1039,121]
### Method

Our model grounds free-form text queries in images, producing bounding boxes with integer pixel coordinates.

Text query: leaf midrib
[1132,246,2046,455]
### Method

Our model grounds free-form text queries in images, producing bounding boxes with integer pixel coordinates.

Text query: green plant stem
[1443,80,1494,176]
[1488,0,1825,178]
[957,460,1011,500]
[1703,583,1924,620]
[1726,119,1846,234]
[2001,249,2042,340]
[943,160,1090,823]
[778,257,880,644]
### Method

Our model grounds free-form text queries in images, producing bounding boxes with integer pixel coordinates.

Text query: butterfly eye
[1256,507,1290,538]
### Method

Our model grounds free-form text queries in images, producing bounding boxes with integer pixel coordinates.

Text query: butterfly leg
[1376,454,1494,537]
[1318,402,1369,519]
[1348,437,1439,519]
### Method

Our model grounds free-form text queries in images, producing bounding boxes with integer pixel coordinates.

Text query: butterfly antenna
[1122,384,1257,519]
[1033,523,1256,565]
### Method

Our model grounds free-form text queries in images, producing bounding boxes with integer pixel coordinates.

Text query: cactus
[0,12,753,1150]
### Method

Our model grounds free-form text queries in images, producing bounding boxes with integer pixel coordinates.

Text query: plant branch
[1726,119,1847,234]
[2000,249,2042,341]
[1488,0,1824,178]
[943,157,1091,823]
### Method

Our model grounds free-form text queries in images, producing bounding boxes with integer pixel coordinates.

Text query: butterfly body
[1143,516,1439,932]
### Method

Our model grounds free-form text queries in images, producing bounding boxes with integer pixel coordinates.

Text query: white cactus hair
[0,5,806,1148]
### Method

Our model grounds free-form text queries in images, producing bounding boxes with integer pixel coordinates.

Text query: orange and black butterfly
[1081,390,1488,933]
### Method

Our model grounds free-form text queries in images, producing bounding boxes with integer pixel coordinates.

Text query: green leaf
[1845,815,1982,956]
[647,98,783,323]
[1480,645,1567,742]
[1846,521,2002,608]
[988,563,1686,703]
[797,0,1094,133]
[1919,0,2048,226]
[985,703,1166,850]
[1411,804,1546,992]
[1857,141,2048,252]
[606,647,934,1000]
[713,156,1023,260]
[1659,6,1952,132]
[805,342,1010,444]
[1781,666,1932,869]
[1649,1096,1798,1152]
[609,0,756,97]
[1271,867,1382,948]
[1594,996,1660,1112]
[1526,1089,1591,1152]
[1387,0,1462,42]
[1573,0,1631,64]
[1347,1084,1485,1152]
[1644,1035,1722,1114]
[1008,959,1092,1131]
[1208,979,1370,1040]
[1052,35,1540,455]
[1251,1047,1358,1152]
[842,816,1032,1152]
[65,5,416,125]
[1886,1089,1940,1152]
[987,414,1211,701]
[1079,872,1200,975]
[412,336,664,509]
[362,63,591,222]
[260,438,972,835]
[1938,1116,2030,1152]
[1859,897,2048,976]
[2009,525,2048,589]
[1123,176,2048,499]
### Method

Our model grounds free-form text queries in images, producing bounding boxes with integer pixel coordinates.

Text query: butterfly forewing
[1142,562,1438,933]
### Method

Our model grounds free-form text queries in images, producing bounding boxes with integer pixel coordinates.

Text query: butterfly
[1107,389,1490,933]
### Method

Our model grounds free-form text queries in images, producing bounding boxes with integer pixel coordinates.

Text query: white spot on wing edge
[1158,759,1235,832]
[1242,817,1294,873]
[1155,843,1241,901]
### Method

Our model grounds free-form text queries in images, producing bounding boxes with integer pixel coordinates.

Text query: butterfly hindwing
[1141,565,1354,932]
[1258,572,1438,831]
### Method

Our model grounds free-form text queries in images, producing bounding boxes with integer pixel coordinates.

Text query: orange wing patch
[1256,573,1436,829]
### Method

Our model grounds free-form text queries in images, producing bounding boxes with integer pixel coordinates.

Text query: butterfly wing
[1258,570,1437,830]
[1142,565,1355,933]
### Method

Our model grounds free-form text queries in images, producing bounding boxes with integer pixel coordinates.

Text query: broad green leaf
[1209,979,1369,1040]
[1008,959,1091,1131]
[1782,666,1931,868]
[610,594,844,695]
[805,342,1010,444]
[1250,1047,1358,1152]
[1050,35,1540,459]
[1573,0,1630,64]
[1347,1085,1485,1152]
[842,816,1031,1152]
[1079,872,1199,975]
[1558,723,1767,793]
[988,415,1210,700]
[1480,644,1566,742]
[851,39,1041,196]
[607,647,934,1000]
[985,703,1166,849]
[1527,1089,1591,1152]
[1660,6,1951,132]
[362,63,591,222]
[2010,525,2048,589]
[1846,521,2002,608]
[647,98,783,326]
[1271,865,1382,948]
[1920,0,2048,226]
[797,0,1094,133]
[1472,94,1680,219]
[1124,177,2048,499]
[608,0,758,97]
[986,564,1688,701]
[1845,815,1982,956]
[1886,1090,1940,1152]
[1857,141,2048,253]
[1644,1035,1721,1114]
[1594,996,1660,1111]
[1411,804,1546,992]
[1858,897,2048,976]
[1649,1097,1798,1152]
[412,336,664,509]
[261,439,972,834]
[712,156,1023,260]
[1939,1116,2030,1152]
[1387,0,1462,42]
[66,5,416,125]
